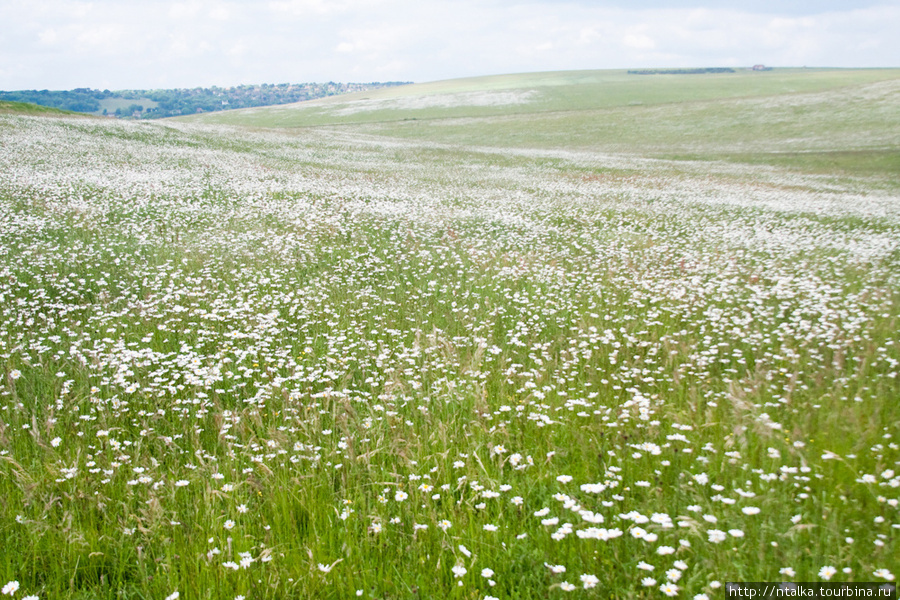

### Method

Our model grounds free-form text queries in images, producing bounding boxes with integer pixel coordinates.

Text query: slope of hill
[2,68,899,599]
[178,68,900,177]
[0,82,411,119]
[0,100,80,116]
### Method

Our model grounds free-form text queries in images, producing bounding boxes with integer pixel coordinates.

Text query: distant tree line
[0,82,412,119]
[627,68,736,75]
[0,88,104,113]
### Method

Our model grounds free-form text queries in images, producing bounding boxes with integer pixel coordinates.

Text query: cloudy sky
[1,0,898,90]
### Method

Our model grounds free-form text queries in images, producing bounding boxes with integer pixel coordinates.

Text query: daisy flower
[818,566,837,580]
[707,529,726,543]
[660,582,679,597]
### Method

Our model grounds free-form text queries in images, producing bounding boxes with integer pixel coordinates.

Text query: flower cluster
[0,110,897,598]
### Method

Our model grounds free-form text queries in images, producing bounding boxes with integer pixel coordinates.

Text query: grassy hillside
[180,68,898,127]
[0,100,79,116]
[179,68,900,178]
[1,69,898,599]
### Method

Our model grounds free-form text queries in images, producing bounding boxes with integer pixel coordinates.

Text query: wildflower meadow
[1,73,898,599]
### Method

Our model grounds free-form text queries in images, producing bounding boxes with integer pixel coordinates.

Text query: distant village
[0,81,412,119]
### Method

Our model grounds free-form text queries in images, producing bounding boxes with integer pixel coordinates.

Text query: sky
[1,0,898,90]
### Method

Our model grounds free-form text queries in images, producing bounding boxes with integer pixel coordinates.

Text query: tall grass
[0,102,897,600]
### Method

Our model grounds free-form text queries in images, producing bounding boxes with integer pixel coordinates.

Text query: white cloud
[210,5,233,20]
[38,28,59,45]
[0,0,897,89]
[266,0,387,17]
[76,25,126,49]
[226,40,249,58]
[168,2,205,19]
[623,32,656,50]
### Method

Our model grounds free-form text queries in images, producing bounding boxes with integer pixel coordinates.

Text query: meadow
[1,68,898,599]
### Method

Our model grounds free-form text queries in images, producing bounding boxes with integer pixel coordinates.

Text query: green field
[0,100,78,117]
[181,68,900,177]
[1,68,898,599]
[95,96,160,115]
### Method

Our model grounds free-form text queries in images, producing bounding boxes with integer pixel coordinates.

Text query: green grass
[676,149,900,177]
[177,68,900,179]
[0,100,79,116]
[1,70,899,599]
[180,68,900,128]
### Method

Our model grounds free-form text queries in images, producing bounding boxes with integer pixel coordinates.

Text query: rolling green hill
[178,68,900,177]
[4,67,900,599]
[0,100,80,116]
[0,82,411,119]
